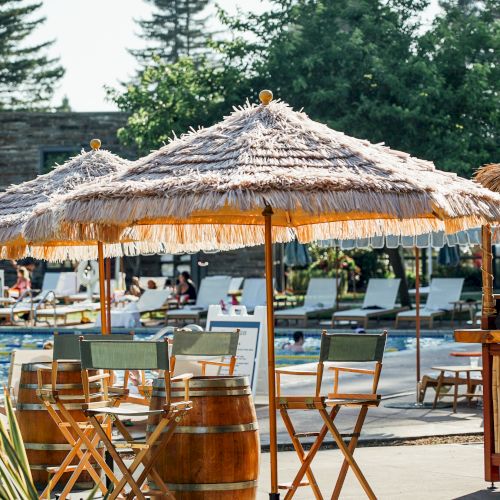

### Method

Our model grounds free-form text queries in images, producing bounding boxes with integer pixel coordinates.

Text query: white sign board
[206,305,267,395]
[0,270,4,298]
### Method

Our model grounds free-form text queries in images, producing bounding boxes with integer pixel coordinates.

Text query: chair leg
[88,415,146,500]
[58,404,118,483]
[318,408,376,500]
[279,408,323,499]
[112,417,173,500]
[453,376,459,413]
[331,405,369,499]
[433,372,444,409]
[110,410,182,500]
[279,406,340,500]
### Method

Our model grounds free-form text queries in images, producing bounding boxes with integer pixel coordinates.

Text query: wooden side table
[431,365,483,412]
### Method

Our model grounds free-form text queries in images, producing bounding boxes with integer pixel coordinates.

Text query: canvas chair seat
[85,406,166,417]
[276,331,387,499]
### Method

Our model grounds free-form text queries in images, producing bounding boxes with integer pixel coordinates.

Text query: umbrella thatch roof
[0,144,165,261]
[31,96,500,250]
[475,163,500,193]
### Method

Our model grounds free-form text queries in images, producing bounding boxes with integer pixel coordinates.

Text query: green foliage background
[113,0,498,177]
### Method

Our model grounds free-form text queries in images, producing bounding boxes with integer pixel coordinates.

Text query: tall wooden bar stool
[79,338,192,499]
[276,331,387,499]
[36,332,133,499]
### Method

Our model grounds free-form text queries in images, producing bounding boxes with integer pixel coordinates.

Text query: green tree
[109,57,248,153]
[132,0,213,63]
[0,0,64,109]
[415,0,499,176]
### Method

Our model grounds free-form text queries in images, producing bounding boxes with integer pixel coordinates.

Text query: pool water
[0,330,456,386]
[274,332,455,366]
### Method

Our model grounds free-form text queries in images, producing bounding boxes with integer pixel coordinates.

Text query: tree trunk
[385,247,411,308]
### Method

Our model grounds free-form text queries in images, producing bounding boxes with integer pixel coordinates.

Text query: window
[39,147,80,174]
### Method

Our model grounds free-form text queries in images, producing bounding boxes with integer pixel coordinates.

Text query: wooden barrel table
[148,376,260,499]
[16,361,104,488]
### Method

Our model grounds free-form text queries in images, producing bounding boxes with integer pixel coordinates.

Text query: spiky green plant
[0,389,38,500]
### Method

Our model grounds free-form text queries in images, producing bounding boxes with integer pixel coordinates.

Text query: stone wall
[0,111,133,190]
[0,111,135,286]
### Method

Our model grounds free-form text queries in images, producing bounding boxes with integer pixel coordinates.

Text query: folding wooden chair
[36,332,133,499]
[276,330,387,499]
[170,328,240,376]
[79,338,192,500]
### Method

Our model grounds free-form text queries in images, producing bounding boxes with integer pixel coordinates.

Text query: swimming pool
[0,329,456,386]
[274,332,455,365]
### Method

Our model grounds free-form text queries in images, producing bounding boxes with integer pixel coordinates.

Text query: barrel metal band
[25,442,104,451]
[169,376,249,389]
[17,403,86,411]
[20,382,100,390]
[153,388,251,398]
[150,480,257,492]
[146,421,259,434]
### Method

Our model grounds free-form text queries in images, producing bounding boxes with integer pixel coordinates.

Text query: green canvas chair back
[319,332,387,363]
[172,330,239,357]
[79,339,170,371]
[53,333,133,361]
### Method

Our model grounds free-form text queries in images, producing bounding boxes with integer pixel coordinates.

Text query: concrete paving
[258,443,497,499]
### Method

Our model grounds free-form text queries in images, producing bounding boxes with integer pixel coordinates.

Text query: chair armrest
[87,373,111,383]
[171,372,193,401]
[275,369,317,376]
[327,366,374,375]
[36,364,53,371]
[171,373,193,382]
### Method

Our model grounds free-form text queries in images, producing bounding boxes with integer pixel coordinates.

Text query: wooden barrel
[16,361,104,488]
[148,376,260,499]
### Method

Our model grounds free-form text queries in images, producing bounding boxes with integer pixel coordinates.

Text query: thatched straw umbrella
[34,92,500,496]
[0,139,162,333]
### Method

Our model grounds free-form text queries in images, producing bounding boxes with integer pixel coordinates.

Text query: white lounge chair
[95,289,172,327]
[166,275,232,323]
[332,278,406,329]
[7,349,53,403]
[228,277,244,294]
[274,278,337,326]
[395,278,465,328]
[239,278,267,312]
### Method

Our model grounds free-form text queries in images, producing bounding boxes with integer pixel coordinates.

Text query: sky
[33,0,440,112]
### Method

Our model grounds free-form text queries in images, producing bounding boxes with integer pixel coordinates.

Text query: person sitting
[9,267,31,298]
[128,276,144,297]
[147,279,158,290]
[284,331,306,353]
[176,271,197,304]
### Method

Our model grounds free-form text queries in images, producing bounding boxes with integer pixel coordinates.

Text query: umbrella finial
[259,90,273,106]
[90,138,101,151]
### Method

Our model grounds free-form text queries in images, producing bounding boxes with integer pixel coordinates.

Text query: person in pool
[284,331,305,353]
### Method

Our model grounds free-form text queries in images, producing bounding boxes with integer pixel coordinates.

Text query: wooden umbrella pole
[481,224,496,329]
[106,258,112,334]
[415,247,421,396]
[263,206,279,498]
[97,241,107,334]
